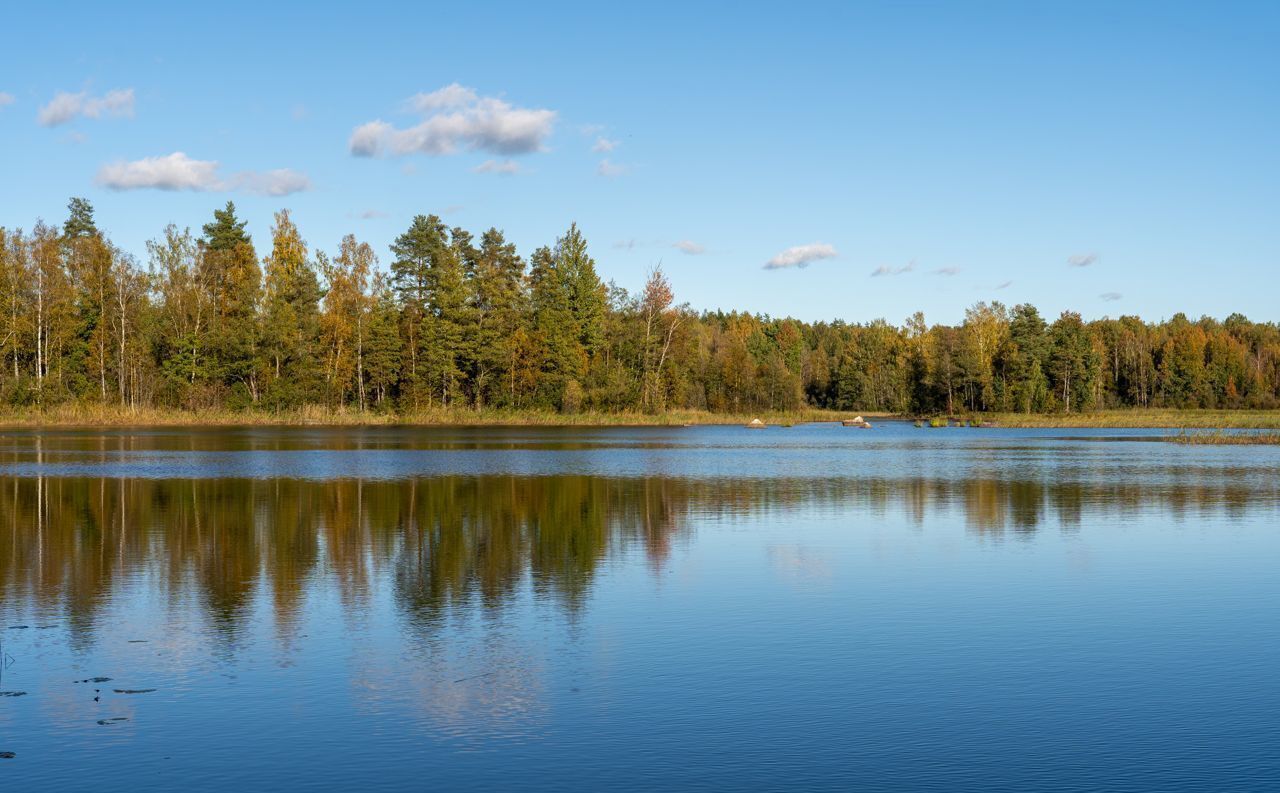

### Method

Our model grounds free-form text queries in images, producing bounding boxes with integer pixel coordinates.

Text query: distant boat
[746,418,766,429]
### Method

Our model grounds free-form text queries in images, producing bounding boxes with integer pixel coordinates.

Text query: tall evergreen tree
[64,197,99,239]
[199,202,261,404]
[555,223,606,359]
[529,244,580,408]
[470,228,526,406]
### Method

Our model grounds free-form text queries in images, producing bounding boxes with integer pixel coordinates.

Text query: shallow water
[1,422,1277,791]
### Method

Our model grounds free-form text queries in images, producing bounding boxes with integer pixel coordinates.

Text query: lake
[1,422,1277,791]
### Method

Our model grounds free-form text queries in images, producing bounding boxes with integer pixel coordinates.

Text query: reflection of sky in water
[0,424,1277,790]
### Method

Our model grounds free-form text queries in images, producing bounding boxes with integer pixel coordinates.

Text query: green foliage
[3,202,1280,417]
[201,201,250,251]
[261,210,323,408]
[63,197,98,239]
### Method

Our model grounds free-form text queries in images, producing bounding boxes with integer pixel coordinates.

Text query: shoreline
[1,406,1278,430]
[966,410,1280,429]
[0,406,880,429]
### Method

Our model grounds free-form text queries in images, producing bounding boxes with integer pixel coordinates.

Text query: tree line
[2,198,1278,415]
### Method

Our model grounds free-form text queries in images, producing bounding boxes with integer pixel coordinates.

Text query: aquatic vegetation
[1170,430,1280,445]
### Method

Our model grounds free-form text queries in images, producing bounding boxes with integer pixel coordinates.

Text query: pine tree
[202,201,250,251]
[469,228,525,406]
[63,197,98,239]
[555,223,606,359]
[1007,304,1050,412]
[390,215,447,407]
[529,244,580,408]
[389,215,471,408]
[199,202,261,404]
[363,273,402,408]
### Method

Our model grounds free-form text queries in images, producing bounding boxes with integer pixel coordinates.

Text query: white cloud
[95,152,311,195]
[350,84,555,157]
[673,240,705,255]
[349,120,393,156]
[596,159,628,177]
[592,136,619,153]
[230,169,313,196]
[870,260,916,277]
[934,266,961,276]
[405,83,478,112]
[765,243,838,270]
[0,92,14,109]
[1100,291,1123,302]
[1068,252,1099,267]
[97,152,220,191]
[357,209,388,219]
[38,88,134,126]
[472,158,521,175]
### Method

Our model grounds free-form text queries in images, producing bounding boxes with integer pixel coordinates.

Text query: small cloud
[472,158,521,175]
[933,266,961,276]
[765,242,838,270]
[613,239,637,250]
[97,152,219,191]
[95,152,311,195]
[356,209,388,220]
[592,136,619,153]
[291,103,308,121]
[579,123,605,136]
[596,159,628,177]
[231,169,312,196]
[673,240,705,255]
[350,84,556,158]
[404,83,477,112]
[1068,252,1099,267]
[38,88,134,126]
[443,204,464,214]
[1100,291,1123,302]
[64,131,89,145]
[996,280,1013,290]
[870,260,916,277]
[0,92,14,109]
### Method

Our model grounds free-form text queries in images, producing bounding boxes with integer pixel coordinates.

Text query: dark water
[1,422,1277,791]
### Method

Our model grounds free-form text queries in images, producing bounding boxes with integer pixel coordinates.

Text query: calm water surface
[1,422,1277,791]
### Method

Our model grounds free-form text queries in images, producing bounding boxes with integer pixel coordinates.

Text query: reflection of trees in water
[0,472,1271,647]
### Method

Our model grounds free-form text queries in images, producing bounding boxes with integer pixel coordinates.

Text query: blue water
[1,422,1277,790]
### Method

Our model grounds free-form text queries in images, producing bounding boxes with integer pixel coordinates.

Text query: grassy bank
[0,404,875,429]
[6,404,1276,430]
[1169,430,1280,445]
[962,410,1280,429]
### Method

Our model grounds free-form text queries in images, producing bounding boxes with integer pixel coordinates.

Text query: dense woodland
[2,198,1279,416]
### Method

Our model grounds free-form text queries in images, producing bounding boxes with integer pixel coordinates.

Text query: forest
[1,198,1279,417]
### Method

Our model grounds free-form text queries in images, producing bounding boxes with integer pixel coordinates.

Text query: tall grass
[1169,430,1280,445]
[973,410,1280,429]
[0,403,884,428]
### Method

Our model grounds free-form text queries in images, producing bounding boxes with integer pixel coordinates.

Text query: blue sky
[1,1,1276,324]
